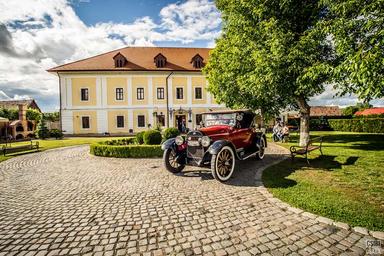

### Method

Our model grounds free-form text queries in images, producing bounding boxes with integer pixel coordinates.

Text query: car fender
[161,138,176,151]
[208,140,237,156]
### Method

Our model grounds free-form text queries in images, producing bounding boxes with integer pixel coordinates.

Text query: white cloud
[0,0,222,111]
[160,0,222,43]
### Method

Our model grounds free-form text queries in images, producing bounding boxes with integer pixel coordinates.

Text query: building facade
[49,47,226,135]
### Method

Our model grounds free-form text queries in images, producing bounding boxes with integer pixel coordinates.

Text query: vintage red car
[161,110,267,182]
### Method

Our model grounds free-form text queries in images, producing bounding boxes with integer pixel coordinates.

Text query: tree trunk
[296,97,310,147]
[259,109,265,128]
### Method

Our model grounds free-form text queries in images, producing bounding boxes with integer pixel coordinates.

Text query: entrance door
[175,115,186,133]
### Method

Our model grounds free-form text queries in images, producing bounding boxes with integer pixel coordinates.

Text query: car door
[231,113,254,149]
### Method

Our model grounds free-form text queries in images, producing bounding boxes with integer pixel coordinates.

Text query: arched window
[191,54,204,69]
[154,53,167,68]
[113,52,127,68]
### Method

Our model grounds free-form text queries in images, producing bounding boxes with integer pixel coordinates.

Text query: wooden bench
[290,136,323,164]
[2,139,39,156]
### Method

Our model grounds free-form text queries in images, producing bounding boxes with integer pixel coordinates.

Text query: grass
[263,131,384,231]
[0,137,128,163]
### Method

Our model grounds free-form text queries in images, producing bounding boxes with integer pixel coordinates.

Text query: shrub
[143,130,162,145]
[135,131,145,144]
[328,118,384,133]
[309,118,331,131]
[36,119,49,139]
[26,109,42,122]
[163,127,180,140]
[90,144,162,158]
[102,137,135,146]
[49,129,64,139]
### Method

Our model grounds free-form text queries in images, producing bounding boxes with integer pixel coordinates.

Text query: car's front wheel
[163,148,185,173]
[211,146,235,182]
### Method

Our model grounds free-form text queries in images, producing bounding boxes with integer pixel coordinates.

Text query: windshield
[203,113,236,127]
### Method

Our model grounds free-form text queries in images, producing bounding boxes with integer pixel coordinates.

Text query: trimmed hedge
[101,137,135,146]
[90,143,162,158]
[163,127,180,140]
[328,118,384,133]
[143,130,162,145]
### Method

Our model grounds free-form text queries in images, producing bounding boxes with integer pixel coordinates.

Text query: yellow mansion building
[49,47,225,135]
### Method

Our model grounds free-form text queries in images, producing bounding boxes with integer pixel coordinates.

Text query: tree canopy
[205,0,383,145]
[323,0,384,100]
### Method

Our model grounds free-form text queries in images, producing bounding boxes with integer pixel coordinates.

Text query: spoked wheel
[255,137,266,160]
[211,146,235,182]
[163,148,185,173]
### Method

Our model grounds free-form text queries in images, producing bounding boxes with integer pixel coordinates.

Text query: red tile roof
[48,46,211,72]
[355,108,384,116]
[310,106,342,117]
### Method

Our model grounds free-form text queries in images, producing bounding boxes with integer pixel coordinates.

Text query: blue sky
[71,0,173,26]
[0,0,382,111]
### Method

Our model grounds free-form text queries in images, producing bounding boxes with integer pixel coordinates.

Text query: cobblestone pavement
[0,144,382,256]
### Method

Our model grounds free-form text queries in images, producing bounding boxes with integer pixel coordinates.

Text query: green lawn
[263,131,384,231]
[0,137,126,163]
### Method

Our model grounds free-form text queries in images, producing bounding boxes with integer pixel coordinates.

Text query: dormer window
[154,53,167,68]
[191,54,204,69]
[113,52,127,68]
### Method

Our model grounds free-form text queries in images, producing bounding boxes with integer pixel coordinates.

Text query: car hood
[199,125,232,136]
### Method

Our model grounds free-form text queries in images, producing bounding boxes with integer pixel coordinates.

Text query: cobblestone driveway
[0,144,381,255]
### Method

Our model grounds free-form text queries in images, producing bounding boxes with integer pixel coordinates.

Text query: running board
[240,151,258,160]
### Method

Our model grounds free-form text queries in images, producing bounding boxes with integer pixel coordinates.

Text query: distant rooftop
[355,107,384,116]
[310,106,342,117]
[0,99,41,112]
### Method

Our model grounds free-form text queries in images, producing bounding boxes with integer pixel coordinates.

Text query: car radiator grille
[187,131,204,160]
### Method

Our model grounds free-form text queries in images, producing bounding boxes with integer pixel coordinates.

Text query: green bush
[353,113,384,118]
[0,108,18,120]
[135,131,145,144]
[143,130,162,145]
[49,129,64,139]
[36,119,49,139]
[328,118,384,133]
[90,144,162,158]
[309,118,331,131]
[163,127,180,140]
[101,137,135,145]
[26,109,42,122]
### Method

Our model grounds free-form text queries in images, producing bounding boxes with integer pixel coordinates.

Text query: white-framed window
[137,115,145,127]
[115,88,124,101]
[157,87,165,100]
[80,88,89,101]
[116,115,124,128]
[81,116,90,129]
[176,87,183,99]
[137,87,144,100]
[195,87,202,99]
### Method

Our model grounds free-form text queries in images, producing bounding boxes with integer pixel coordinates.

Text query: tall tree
[205,0,333,146]
[323,0,384,101]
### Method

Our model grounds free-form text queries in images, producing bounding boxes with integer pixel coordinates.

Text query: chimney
[18,104,27,121]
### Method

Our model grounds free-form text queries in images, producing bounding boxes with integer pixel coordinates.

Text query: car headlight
[201,136,211,147]
[175,136,184,145]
